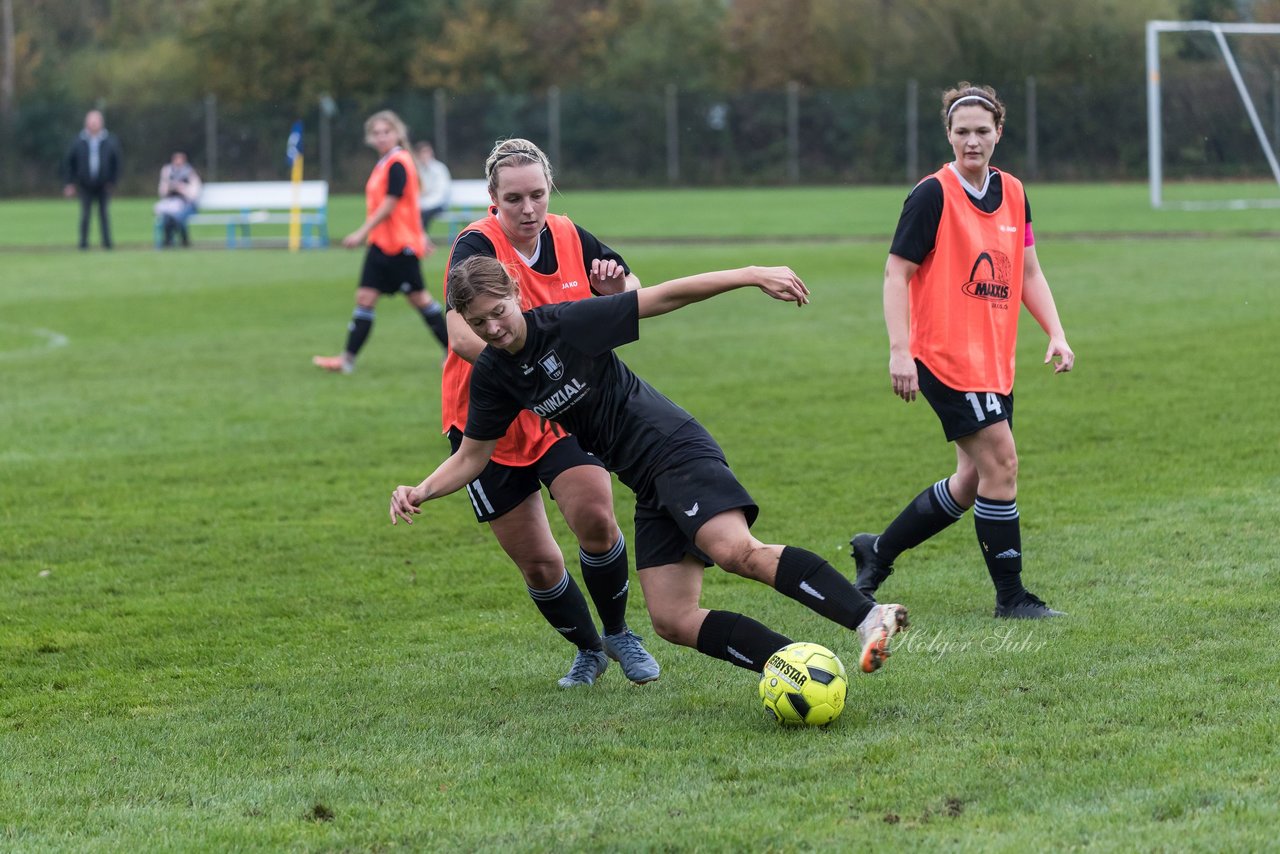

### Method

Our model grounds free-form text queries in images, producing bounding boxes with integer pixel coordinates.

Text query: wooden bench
[440,179,491,246]
[153,180,329,248]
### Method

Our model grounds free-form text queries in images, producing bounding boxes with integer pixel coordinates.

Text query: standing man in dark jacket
[63,110,121,250]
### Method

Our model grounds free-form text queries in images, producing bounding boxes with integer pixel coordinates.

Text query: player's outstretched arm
[635,266,808,319]
[390,437,498,524]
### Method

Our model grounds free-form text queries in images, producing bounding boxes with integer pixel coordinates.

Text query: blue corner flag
[286,120,304,167]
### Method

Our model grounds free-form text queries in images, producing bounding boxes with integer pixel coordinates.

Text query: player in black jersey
[441,139,658,689]
[390,255,911,679]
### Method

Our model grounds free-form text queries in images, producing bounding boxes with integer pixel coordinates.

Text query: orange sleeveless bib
[909,166,1026,394]
[366,148,426,257]
[440,213,592,466]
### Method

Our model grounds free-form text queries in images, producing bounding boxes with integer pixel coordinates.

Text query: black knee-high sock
[419,301,449,349]
[579,533,630,636]
[773,546,876,629]
[345,305,375,357]
[696,610,791,673]
[876,477,968,562]
[973,495,1025,606]
[527,570,603,651]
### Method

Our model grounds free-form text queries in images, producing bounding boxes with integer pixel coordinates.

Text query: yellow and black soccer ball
[759,642,848,726]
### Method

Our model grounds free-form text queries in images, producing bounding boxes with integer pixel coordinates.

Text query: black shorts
[360,245,424,295]
[633,456,759,570]
[448,428,606,523]
[917,359,1014,442]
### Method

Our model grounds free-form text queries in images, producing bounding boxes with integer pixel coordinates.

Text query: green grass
[2,192,1279,850]
[2,180,1278,250]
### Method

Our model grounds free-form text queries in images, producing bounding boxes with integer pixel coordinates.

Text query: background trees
[2,0,1277,193]
[13,0,1261,109]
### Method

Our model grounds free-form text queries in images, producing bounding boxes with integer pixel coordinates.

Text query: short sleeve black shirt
[889,170,1034,264]
[385,161,407,198]
[465,290,722,492]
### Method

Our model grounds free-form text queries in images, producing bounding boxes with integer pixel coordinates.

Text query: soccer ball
[759,642,848,726]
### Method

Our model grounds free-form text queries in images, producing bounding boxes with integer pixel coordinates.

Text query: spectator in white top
[414,140,452,240]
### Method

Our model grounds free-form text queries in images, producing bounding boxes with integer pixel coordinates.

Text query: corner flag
[286,120,304,251]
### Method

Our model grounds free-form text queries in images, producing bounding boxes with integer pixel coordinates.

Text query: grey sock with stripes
[579,533,630,636]
[974,495,1025,606]
[527,569,603,652]
[875,477,967,563]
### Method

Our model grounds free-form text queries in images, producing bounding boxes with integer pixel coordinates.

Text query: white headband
[946,94,997,118]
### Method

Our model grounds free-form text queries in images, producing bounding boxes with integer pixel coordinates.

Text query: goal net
[1147,20,1280,209]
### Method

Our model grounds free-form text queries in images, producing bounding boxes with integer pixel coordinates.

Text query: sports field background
[2,185,1278,849]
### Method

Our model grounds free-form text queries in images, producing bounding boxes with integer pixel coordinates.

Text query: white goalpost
[1147,19,1280,209]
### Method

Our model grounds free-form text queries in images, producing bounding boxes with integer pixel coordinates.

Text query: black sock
[419,301,449,349]
[876,477,967,562]
[696,610,791,673]
[773,546,875,629]
[973,495,1025,606]
[527,570,602,651]
[579,533,630,636]
[345,305,375,356]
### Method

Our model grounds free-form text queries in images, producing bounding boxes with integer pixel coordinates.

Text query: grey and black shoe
[557,649,609,688]
[603,629,660,685]
[994,591,1065,619]
[850,533,894,601]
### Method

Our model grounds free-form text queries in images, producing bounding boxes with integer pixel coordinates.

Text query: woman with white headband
[848,81,1075,619]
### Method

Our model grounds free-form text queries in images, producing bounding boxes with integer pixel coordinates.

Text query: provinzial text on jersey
[532,378,588,417]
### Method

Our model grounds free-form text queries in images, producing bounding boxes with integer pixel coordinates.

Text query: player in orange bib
[437,139,659,688]
[313,111,449,374]
[850,82,1075,619]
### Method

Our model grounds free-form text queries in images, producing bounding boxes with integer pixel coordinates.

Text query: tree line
[5,0,1273,114]
[2,0,1277,195]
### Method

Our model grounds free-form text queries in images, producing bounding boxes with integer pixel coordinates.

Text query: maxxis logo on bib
[961,250,1012,304]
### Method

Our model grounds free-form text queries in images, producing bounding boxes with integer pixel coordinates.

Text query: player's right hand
[888,352,918,402]
[390,485,422,525]
[755,266,810,306]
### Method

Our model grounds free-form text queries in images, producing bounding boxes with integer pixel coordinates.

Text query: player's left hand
[389,485,422,525]
[755,266,810,307]
[589,258,626,293]
[1045,337,1075,373]
[342,229,365,249]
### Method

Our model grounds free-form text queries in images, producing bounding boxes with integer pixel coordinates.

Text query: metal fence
[1,74,1275,198]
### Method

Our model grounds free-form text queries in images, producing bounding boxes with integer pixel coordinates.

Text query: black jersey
[451,224,629,281]
[466,290,723,493]
[889,169,1034,264]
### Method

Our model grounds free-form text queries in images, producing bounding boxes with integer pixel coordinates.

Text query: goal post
[1147,19,1280,209]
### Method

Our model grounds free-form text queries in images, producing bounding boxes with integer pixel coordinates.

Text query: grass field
[3,179,1280,249]
[2,185,1279,850]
